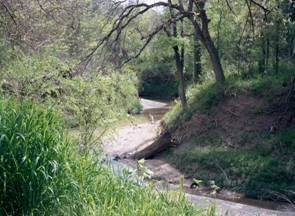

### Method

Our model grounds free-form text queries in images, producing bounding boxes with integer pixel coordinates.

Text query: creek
[102,98,294,215]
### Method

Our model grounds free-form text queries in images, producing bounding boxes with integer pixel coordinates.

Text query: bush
[0,53,142,129]
[0,53,70,100]
[137,60,178,99]
[0,51,143,154]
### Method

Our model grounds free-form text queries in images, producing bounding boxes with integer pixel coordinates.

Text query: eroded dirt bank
[102,98,295,216]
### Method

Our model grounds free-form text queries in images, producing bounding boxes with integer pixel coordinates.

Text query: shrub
[0,53,142,146]
[0,53,70,100]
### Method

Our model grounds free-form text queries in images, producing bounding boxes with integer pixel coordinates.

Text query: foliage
[164,134,295,200]
[137,60,178,99]
[226,68,295,99]
[0,0,294,210]
[0,52,141,121]
[0,52,70,100]
[0,52,141,153]
[0,98,213,215]
[164,81,223,129]
[61,71,141,152]
[136,159,154,180]
[0,98,67,215]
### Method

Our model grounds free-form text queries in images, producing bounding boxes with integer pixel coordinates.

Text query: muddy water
[130,98,295,212]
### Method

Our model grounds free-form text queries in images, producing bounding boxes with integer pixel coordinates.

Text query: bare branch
[1,1,17,26]
[250,0,270,13]
[123,14,186,65]
[225,0,236,16]
[245,0,255,34]
[81,2,184,67]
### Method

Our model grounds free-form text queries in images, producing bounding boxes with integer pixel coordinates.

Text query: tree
[193,29,202,83]
[85,0,226,96]
[165,0,187,106]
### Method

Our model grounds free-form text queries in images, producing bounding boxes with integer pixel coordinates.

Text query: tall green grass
[0,98,213,215]
[0,98,67,215]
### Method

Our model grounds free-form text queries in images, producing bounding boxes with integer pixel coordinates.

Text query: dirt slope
[171,94,281,146]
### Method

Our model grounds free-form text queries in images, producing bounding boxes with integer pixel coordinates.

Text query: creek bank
[102,98,295,216]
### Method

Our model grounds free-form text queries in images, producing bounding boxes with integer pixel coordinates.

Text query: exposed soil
[102,98,295,216]
[170,93,291,147]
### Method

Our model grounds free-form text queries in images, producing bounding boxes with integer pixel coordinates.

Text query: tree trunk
[173,46,187,107]
[274,20,280,74]
[259,32,266,73]
[129,131,172,159]
[167,1,187,107]
[203,35,225,86]
[193,30,202,83]
[287,25,294,60]
[266,36,270,72]
[190,4,225,89]
[273,0,280,74]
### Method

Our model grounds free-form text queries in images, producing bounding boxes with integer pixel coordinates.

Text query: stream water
[106,98,294,213]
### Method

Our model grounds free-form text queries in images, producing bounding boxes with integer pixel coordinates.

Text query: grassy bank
[163,128,295,199]
[162,71,295,201]
[164,70,294,129]
[0,98,214,215]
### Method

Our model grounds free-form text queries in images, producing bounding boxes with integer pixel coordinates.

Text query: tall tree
[85,0,226,92]
[165,0,187,106]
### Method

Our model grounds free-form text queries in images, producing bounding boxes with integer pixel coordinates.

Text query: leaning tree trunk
[203,33,225,87]
[190,3,225,89]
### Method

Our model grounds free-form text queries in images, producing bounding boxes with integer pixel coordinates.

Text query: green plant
[164,142,295,200]
[0,53,70,100]
[61,71,141,153]
[0,98,67,215]
[0,98,213,215]
[164,81,222,129]
[137,159,154,179]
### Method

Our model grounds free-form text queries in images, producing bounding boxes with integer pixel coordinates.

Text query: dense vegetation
[0,0,294,214]
[0,1,207,215]
[0,99,213,215]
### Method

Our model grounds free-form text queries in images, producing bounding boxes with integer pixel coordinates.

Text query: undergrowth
[164,128,295,200]
[0,98,214,215]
